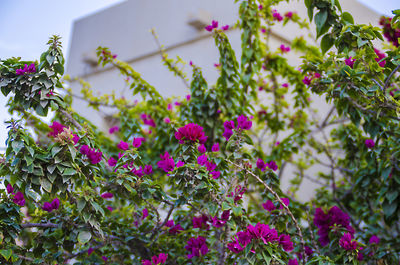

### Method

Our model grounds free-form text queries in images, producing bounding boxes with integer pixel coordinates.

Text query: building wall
[66,0,381,200]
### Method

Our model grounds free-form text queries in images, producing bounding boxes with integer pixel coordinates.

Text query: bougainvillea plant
[0,0,399,264]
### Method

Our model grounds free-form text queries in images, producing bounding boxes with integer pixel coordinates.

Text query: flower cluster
[185,236,208,259]
[109,126,119,134]
[279,44,291,53]
[227,223,293,253]
[80,145,103,164]
[228,185,247,203]
[140,114,156,127]
[262,198,290,212]
[42,198,60,212]
[345,57,356,68]
[175,123,207,144]
[339,233,359,251]
[16,63,36,75]
[157,152,175,172]
[223,115,252,141]
[302,72,321,86]
[379,16,400,47]
[48,121,79,144]
[142,253,168,265]
[256,158,278,171]
[365,139,375,148]
[7,184,25,206]
[272,10,283,21]
[165,220,184,235]
[205,20,229,32]
[374,48,386,67]
[313,206,354,246]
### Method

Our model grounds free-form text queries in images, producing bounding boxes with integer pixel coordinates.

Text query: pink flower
[339,233,358,251]
[246,223,278,244]
[272,10,283,21]
[197,155,208,166]
[186,94,191,101]
[237,115,252,130]
[164,117,171,123]
[282,83,289,88]
[288,259,298,265]
[108,157,117,167]
[87,148,102,164]
[258,4,263,10]
[146,253,168,264]
[72,134,80,144]
[345,57,356,68]
[279,44,290,53]
[365,139,375,148]
[256,159,266,171]
[278,198,290,209]
[211,20,218,28]
[193,215,210,230]
[107,206,113,212]
[369,235,380,244]
[223,129,233,141]
[205,25,214,32]
[211,171,221,179]
[175,123,207,144]
[169,223,184,235]
[167,103,173,111]
[185,236,208,259]
[224,120,235,130]
[157,152,175,172]
[6,184,13,194]
[42,202,53,212]
[211,143,220,152]
[88,247,94,256]
[205,161,216,171]
[51,198,60,210]
[142,208,149,219]
[198,144,206,153]
[212,216,226,228]
[13,191,25,206]
[279,234,294,252]
[48,121,66,137]
[262,200,276,212]
[117,141,129,150]
[267,160,278,171]
[176,160,185,168]
[109,126,119,134]
[144,165,153,175]
[221,25,229,31]
[80,145,90,155]
[132,137,143,148]
[302,76,312,85]
[314,72,321,78]
[285,11,293,18]
[374,48,386,67]
[101,192,113,199]
[102,256,108,261]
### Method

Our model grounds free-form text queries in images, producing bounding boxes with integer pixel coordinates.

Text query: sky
[0,0,398,147]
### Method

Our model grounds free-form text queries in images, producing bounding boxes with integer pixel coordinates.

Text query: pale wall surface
[66,0,381,201]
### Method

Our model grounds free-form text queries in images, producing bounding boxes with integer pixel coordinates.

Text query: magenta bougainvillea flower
[80,145,102,164]
[163,117,171,123]
[169,223,184,235]
[144,165,153,175]
[88,247,94,256]
[142,253,168,265]
[13,191,25,206]
[15,63,36,75]
[272,10,283,21]
[185,236,209,259]
[109,126,119,134]
[256,159,266,171]
[369,235,380,244]
[197,154,208,166]
[221,25,229,31]
[237,115,252,130]
[6,184,14,194]
[117,141,129,150]
[227,231,252,253]
[365,139,375,148]
[262,200,276,212]
[175,123,207,144]
[198,144,206,153]
[193,215,210,230]
[345,57,356,68]
[42,198,60,212]
[142,208,149,219]
[314,206,354,246]
[222,129,233,141]
[48,121,66,137]
[224,120,235,130]
[157,152,175,172]
[101,192,113,199]
[108,157,117,167]
[267,160,278,171]
[279,198,290,209]
[228,185,247,203]
[102,256,108,261]
[279,234,294,252]
[285,11,293,18]
[279,44,291,53]
[106,206,113,212]
[205,161,216,171]
[176,160,185,168]
[132,137,143,148]
[288,258,298,265]
[210,170,221,179]
[302,76,312,85]
[211,143,220,152]
[374,48,386,67]
[141,114,156,127]
[339,233,359,251]
[247,223,278,244]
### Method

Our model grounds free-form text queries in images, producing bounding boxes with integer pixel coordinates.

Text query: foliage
[0,0,399,264]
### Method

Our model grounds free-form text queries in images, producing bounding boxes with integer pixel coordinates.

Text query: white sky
[0,0,398,147]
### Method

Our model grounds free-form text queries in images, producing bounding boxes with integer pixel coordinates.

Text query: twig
[59,109,83,130]
[227,159,306,265]
[384,64,400,93]
[150,203,175,244]
[21,222,60,228]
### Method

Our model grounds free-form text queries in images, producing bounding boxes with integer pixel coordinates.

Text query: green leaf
[0,249,12,261]
[40,177,52,192]
[63,168,77,176]
[77,231,92,244]
[54,63,64,75]
[341,12,354,24]
[315,10,328,36]
[11,141,24,154]
[321,34,334,54]
[51,146,63,157]
[68,145,77,161]
[383,201,397,217]
[386,191,398,203]
[77,198,86,212]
